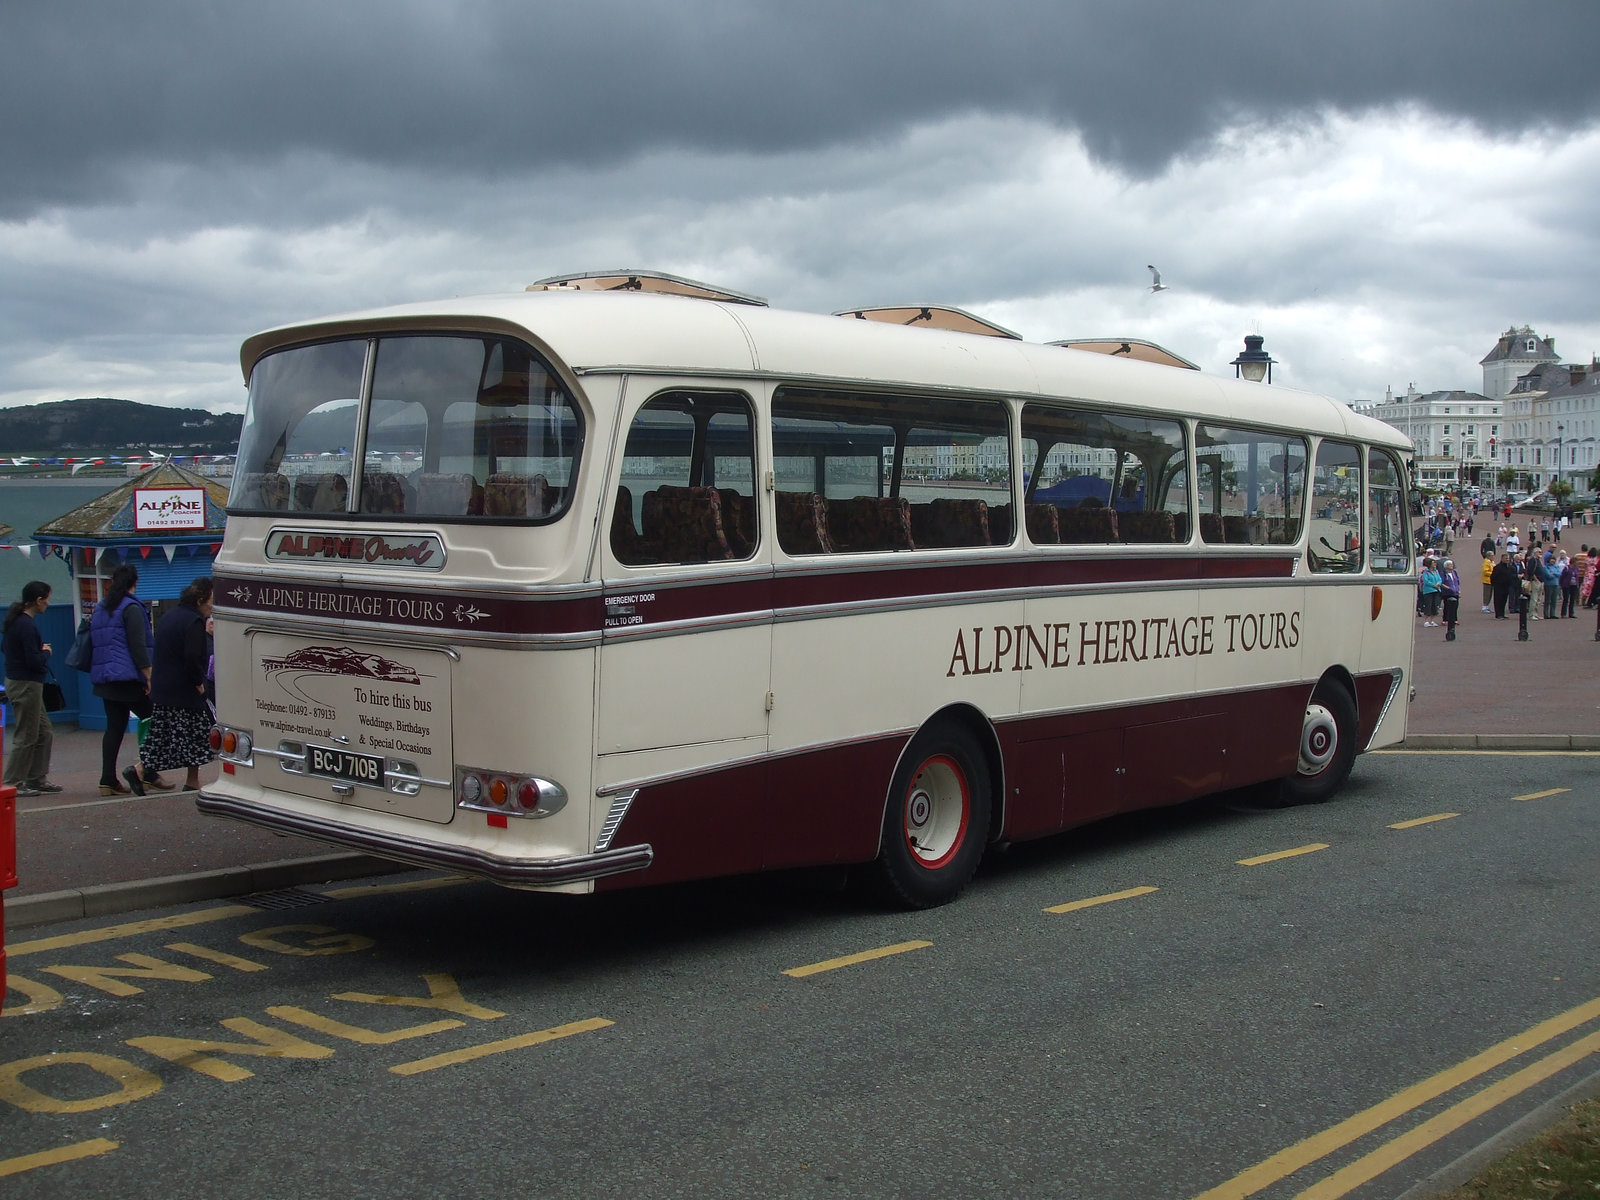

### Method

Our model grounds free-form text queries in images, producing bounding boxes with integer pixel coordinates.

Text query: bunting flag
[17,544,31,558]
[139,545,151,558]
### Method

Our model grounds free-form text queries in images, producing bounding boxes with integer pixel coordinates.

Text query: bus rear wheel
[874,724,991,908]
[1279,680,1358,805]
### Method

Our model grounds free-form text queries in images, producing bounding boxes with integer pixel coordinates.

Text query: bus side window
[1194,426,1308,547]
[1308,440,1363,572]
[612,390,756,566]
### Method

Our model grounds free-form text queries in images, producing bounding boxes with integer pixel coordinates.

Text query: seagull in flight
[1147,265,1169,293]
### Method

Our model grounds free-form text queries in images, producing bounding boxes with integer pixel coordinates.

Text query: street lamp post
[1230,335,1276,384]
[1556,423,1564,494]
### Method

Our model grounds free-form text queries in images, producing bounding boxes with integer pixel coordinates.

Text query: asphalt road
[2,750,1596,1200]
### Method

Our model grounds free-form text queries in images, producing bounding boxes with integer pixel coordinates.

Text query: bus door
[596,384,774,871]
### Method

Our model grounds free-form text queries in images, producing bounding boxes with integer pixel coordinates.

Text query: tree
[1496,467,1517,491]
[1550,480,1574,506]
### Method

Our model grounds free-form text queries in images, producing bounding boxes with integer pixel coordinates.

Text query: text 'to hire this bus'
[199,273,1416,908]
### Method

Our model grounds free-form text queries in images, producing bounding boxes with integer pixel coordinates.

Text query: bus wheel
[1280,680,1357,805]
[874,724,991,908]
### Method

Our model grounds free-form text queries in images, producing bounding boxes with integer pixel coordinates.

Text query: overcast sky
[3,0,1598,414]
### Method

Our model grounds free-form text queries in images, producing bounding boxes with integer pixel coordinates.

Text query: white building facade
[1482,326,1600,494]
[1351,386,1499,490]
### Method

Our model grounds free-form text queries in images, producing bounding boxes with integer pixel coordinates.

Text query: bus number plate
[307,746,385,788]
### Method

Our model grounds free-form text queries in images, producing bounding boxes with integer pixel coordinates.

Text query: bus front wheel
[874,724,991,908]
[1279,680,1358,805]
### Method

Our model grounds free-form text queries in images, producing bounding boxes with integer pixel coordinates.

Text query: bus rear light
[213,724,254,766]
[455,767,567,819]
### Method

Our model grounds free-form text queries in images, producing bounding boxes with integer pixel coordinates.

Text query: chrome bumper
[196,790,653,888]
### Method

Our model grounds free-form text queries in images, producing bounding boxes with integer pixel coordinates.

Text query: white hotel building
[1356,326,1600,495]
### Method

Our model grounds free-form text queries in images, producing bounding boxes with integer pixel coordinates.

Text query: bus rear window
[232,334,582,522]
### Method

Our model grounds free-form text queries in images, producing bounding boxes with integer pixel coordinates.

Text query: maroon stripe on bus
[596,671,1389,892]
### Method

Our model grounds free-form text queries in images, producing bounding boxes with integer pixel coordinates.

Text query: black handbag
[64,615,93,672]
[42,672,65,712]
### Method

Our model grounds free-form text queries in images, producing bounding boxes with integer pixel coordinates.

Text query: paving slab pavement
[4,593,1597,928]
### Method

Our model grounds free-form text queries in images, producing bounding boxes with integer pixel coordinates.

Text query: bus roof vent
[527,270,768,307]
[834,305,1021,340]
[1047,338,1201,370]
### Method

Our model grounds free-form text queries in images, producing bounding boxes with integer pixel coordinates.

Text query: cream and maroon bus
[200,273,1415,907]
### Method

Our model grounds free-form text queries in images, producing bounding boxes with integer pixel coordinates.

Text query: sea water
[0,478,124,604]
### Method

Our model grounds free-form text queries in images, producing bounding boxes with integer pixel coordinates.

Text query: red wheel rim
[902,753,970,869]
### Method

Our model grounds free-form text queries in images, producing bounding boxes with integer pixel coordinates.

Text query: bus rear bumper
[195,790,654,888]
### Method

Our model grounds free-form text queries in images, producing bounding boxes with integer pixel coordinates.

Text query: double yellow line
[1193,995,1600,1199]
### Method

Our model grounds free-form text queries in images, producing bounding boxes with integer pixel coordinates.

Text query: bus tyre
[1280,680,1358,805]
[874,724,991,909]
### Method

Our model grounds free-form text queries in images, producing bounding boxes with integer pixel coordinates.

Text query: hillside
[0,398,243,457]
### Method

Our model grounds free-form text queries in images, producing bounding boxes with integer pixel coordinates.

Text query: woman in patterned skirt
[128,577,215,794]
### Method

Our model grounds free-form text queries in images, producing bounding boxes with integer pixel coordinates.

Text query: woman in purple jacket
[90,564,173,795]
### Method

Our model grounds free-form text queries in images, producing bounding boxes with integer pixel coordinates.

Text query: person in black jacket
[127,577,215,794]
[1489,552,1518,620]
[2,580,59,796]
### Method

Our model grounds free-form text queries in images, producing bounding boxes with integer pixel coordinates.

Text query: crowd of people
[1,568,216,797]
[1419,503,1598,634]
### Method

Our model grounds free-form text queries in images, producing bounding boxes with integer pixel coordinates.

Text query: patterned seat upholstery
[1118,509,1176,544]
[1171,513,1190,543]
[642,485,732,562]
[910,498,991,549]
[714,488,757,557]
[1025,503,1060,544]
[776,491,833,555]
[1199,513,1225,543]
[1222,515,1255,543]
[1057,505,1118,543]
[827,496,915,552]
[292,473,349,514]
[360,472,414,515]
[234,472,290,511]
[483,473,549,518]
[414,472,484,517]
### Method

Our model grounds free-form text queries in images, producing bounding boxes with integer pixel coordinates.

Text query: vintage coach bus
[199,274,1416,907]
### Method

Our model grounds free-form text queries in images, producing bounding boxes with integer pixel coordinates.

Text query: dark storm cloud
[5,0,1597,218]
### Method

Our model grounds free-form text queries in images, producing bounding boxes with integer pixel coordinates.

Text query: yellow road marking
[0,1138,119,1177]
[389,1017,613,1075]
[322,875,467,899]
[1388,813,1459,829]
[1190,994,1600,1200]
[1373,750,1600,756]
[1045,885,1160,914]
[1291,1029,1600,1200]
[783,940,933,978]
[1512,787,1571,802]
[1237,844,1329,867]
[8,906,256,958]
[165,942,270,971]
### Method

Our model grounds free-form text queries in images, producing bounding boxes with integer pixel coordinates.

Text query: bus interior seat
[235,472,290,511]
[1171,513,1190,543]
[1222,514,1254,543]
[360,472,415,515]
[1025,503,1060,544]
[414,472,484,517]
[910,498,991,548]
[1057,505,1119,543]
[484,473,549,518]
[292,473,349,513]
[642,485,732,562]
[986,503,1013,544]
[1199,513,1225,543]
[827,496,915,552]
[776,490,834,555]
[713,488,756,557]
[610,485,659,564]
[1118,509,1176,544]
[1277,517,1302,545]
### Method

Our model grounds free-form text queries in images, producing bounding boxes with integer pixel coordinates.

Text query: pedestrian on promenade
[1559,552,1579,618]
[1540,551,1561,619]
[1440,559,1461,641]
[1582,549,1598,608]
[1,581,59,796]
[90,564,173,796]
[127,578,216,794]
[1491,552,1517,619]
[1419,557,1441,626]
[1480,552,1494,612]
[1506,526,1521,556]
[1479,532,1495,559]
